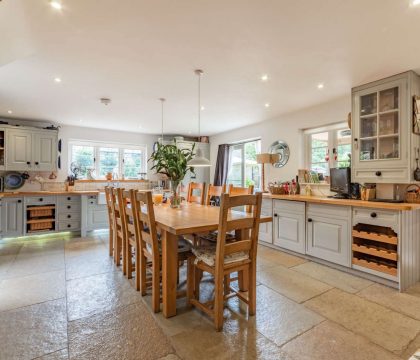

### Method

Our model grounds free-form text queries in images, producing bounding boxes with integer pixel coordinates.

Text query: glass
[152,187,164,205]
[123,149,142,178]
[227,144,243,186]
[360,139,377,160]
[99,147,119,178]
[169,180,181,208]
[360,116,377,138]
[379,136,399,159]
[71,145,94,178]
[379,112,398,136]
[310,162,328,175]
[244,140,261,191]
[379,87,398,112]
[360,92,377,115]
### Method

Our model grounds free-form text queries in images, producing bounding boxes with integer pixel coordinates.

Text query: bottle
[305,184,312,196]
[296,175,300,195]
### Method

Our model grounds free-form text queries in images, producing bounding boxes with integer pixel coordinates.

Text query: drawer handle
[39,198,43,202]
[375,171,382,176]
[67,205,71,209]
[370,212,377,218]
[308,218,313,222]
[67,215,71,219]
[67,224,71,228]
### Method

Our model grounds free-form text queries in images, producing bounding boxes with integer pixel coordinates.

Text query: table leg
[161,229,178,318]
[236,229,250,292]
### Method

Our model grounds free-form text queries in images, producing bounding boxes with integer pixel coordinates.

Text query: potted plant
[149,141,195,208]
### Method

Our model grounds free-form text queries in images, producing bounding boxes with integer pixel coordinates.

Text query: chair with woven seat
[228,184,254,196]
[130,190,193,313]
[104,186,115,258]
[187,192,262,331]
[110,188,126,273]
[205,184,226,206]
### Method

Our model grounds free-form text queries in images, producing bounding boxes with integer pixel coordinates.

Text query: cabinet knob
[67,214,71,219]
[273,213,278,217]
[308,218,313,222]
[375,171,382,176]
[39,198,43,201]
[67,205,71,209]
[370,212,377,218]
[26,161,31,165]
[67,197,71,201]
[17,199,22,203]
[67,224,71,228]
[35,162,39,165]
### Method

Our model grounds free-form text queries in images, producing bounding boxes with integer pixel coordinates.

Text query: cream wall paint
[209,95,351,184]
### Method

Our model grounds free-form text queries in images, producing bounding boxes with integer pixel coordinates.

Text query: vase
[169,180,182,208]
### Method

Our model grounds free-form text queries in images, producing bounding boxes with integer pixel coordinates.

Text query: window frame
[68,139,147,179]
[304,122,351,176]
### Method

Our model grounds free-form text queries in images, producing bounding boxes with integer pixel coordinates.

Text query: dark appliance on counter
[329,167,351,199]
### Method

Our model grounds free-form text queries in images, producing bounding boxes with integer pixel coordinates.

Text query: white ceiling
[1,0,420,136]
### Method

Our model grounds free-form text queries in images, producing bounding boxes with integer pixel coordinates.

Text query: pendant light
[159,97,165,144]
[188,69,211,167]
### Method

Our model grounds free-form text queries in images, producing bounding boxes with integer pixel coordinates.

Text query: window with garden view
[305,123,351,177]
[69,141,146,179]
[227,139,261,191]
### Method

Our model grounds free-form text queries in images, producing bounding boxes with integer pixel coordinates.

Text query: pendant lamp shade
[188,69,211,168]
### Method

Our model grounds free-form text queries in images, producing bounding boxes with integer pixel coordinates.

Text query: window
[68,140,147,179]
[304,123,351,176]
[227,139,261,191]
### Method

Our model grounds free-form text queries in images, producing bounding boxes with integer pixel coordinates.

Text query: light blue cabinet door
[1,198,24,238]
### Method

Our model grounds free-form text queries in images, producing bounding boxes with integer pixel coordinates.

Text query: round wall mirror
[269,140,290,168]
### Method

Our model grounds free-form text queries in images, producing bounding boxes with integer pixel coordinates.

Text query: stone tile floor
[1,231,420,359]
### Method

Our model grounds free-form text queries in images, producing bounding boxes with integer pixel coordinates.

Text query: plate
[4,172,25,190]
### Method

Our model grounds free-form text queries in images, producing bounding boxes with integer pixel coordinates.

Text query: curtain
[213,144,230,186]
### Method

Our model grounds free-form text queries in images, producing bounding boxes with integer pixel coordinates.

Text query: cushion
[192,244,248,267]
[146,237,191,255]
[198,231,236,243]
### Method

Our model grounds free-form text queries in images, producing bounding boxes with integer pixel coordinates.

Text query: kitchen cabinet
[6,127,57,171]
[273,200,305,254]
[258,199,273,244]
[306,204,350,266]
[352,71,420,183]
[57,195,81,232]
[81,195,108,236]
[0,197,24,238]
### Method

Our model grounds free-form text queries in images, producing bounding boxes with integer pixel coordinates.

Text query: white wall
[57,125,159,181]
[209,95,350,184]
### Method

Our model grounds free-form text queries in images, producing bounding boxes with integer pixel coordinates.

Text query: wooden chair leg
[248,265,257,315]
[122,235,127,276]
[186,257,194,308]
[126,242,133,279]
[140,253,147,296]
[109,228,113,257]
[223,275,230,296]
[115,235,121,267]
[194,268,202,300]
[152,262,160,313]
[213,274,224,332]
[238,268,249,292]
[135,247,140,291]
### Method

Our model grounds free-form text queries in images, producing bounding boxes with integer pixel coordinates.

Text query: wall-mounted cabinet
[352,71,420,183]
[5,127,58,172]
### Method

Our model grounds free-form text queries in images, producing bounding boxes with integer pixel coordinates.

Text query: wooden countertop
[264,194,420,211]
[0,191,101,198]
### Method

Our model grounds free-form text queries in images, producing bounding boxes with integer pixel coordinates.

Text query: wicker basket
[405,184,420,203]
[269,185,285,195]
[28,208,54,217]
[29,220,55,231]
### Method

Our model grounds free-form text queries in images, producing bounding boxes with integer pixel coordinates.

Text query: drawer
[273,200,305,214]
[307,203,350,219]
[353,168,409,183]
[57,195,81,206]
[58,221,81,231]
[58,212,81,221]
[353,207,399,230]
[58,202,81,212]
[25,196,56,206]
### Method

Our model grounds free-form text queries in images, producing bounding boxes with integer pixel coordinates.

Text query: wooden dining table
[152,202,273,318]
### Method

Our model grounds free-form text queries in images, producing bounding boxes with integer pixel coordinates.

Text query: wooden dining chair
[131,190,193,313]
[187,192,262,331]
[187,182,206,205]
[228,184,254,196]
[111,188,126,274]
[104,186,114,257]
[205,184,226,206]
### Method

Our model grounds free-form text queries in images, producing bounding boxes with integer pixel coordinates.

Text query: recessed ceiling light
[54,77,62,83]
[264,103,270,108]
[7,110,12,114]
[317,83,324,89]
[50,1,62,10]
[411,0,420,6]
[200,106,205,111]
[261,74,269,82]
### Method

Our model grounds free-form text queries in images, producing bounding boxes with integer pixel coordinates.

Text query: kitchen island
[260,194,420,291]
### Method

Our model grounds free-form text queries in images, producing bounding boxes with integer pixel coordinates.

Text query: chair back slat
[215,193,262,270]
[205,184,226,205]
[228,184,254,196]
[187,182,206,205]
